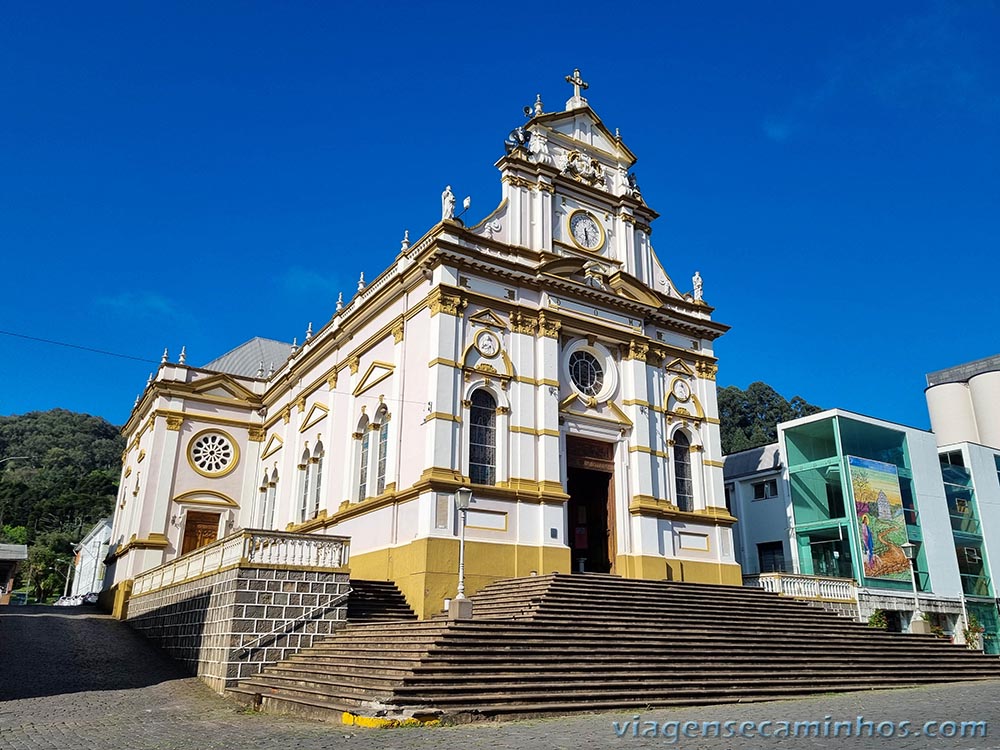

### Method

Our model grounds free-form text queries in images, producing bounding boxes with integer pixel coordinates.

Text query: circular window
[569,350,604,397]
[189,431,239,477]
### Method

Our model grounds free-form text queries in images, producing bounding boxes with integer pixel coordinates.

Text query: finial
[305,322,313,342]
[178,346,186,365]
[134,394,141,407]
[267,361,275,378]
[401,229,410,251]
[161,348,168,364]
[336,291,343,311]
[615,128,621,141]
[256,360,265,378]
[534,93,544,116]
[565,68,589,109]
[692,271,704,302]
[147,372,153,385]
[291,337,298,355]
[357,272,365,292]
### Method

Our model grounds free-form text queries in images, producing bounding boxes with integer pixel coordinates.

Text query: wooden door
[181,511,220,555]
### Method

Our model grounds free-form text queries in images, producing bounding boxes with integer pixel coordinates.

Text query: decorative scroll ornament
[562,150,605,187]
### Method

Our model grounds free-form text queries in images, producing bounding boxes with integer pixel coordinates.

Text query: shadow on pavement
[0,605,190,701]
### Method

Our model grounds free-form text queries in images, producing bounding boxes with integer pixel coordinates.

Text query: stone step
[395,674,996,704]
[238,676,396,705]
[399,666,1000,686]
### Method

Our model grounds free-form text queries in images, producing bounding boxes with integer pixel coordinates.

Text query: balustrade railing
[744,572,857,602]
[131,529,350,597]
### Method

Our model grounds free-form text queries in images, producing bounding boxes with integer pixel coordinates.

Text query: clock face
[672,380,691,402]
[569,211,603,251]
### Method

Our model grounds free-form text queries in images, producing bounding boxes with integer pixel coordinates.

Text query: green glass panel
[838,417,909,470]
[790,465,846,524]
[784,418,838,466]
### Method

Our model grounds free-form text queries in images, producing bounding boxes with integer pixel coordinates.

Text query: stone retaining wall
[127,565,349,692]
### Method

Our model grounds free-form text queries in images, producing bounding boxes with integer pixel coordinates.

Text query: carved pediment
[468,308,508,330]
[261,434,283,460]
[299,403,329,433]
[607,271,662,307]
[559,392,633,428]
[665,358,696,376]
[188,373,257,403]
[353,362,395,396]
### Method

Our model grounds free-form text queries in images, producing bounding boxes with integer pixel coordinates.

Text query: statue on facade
[693,271,703,302]
[442,185,455,221]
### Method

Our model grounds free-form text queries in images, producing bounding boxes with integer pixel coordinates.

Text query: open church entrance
[566,436,616,574]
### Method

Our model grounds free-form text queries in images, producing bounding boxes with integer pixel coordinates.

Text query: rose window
[190,432,236,476]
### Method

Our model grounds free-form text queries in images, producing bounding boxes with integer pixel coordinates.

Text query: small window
[375,415,389,496]
[752,478,778,501]
[940,450,965,468]
[965,547,982,564]
[357,416,371,500]
[757,541,786,573]
[299,448,311,522]
[312,442,325,518]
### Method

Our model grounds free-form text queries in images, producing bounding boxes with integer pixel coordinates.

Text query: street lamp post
[900,542,927,633]
[455,487,472,600]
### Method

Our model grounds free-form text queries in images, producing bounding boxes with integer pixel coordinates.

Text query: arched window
[469,389,497,485]
[375,407,389,496]
[357,416,370,500]
[673,432,694,512]
[298,448,311,522]
[263,469,278,528]
[312,441,325,518]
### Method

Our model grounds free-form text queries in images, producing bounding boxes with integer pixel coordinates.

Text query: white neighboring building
[72,518,112,597]
[723,444,790,574]
[105,73,740,619]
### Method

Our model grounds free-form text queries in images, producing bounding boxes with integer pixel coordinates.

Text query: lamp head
[901,541,916,561]
[455,486,473,510]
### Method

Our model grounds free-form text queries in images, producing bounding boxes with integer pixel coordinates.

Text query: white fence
[744,572,857,602]
[132,529,350,597]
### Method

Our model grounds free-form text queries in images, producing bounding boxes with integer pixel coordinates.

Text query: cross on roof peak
[565,68,589,109]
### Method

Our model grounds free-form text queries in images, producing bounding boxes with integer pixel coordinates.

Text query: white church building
[106,72,739,618]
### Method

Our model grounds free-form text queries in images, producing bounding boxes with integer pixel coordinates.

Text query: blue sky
[1,1,997,430]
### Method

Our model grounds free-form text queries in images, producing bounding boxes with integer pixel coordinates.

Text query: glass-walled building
[778,410,968,635]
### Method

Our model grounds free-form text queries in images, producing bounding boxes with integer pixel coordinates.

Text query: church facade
[107,73,739,618]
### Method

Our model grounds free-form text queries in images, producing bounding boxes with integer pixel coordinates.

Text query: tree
[0,409,123,544]
[718,382,821,455]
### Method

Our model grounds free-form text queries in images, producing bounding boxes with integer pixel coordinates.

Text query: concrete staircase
[346,579,417,623]
[229,573,1000,722]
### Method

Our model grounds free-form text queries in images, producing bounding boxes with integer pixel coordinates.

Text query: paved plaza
[2,606,1000,750]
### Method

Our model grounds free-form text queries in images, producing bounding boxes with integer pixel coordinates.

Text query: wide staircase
[229,573,1000,722]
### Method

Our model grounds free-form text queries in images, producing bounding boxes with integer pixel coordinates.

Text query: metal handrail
[236,587,352,657]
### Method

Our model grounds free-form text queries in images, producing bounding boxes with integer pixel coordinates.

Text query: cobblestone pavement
[3,605,1000,749]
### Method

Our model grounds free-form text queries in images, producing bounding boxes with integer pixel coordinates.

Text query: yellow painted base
[108,579,134,620]
[349,538,571,619]
[341,711,441,728]
[617,554,742,586]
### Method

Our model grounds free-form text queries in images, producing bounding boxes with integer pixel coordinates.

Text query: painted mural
[849,456,910,582]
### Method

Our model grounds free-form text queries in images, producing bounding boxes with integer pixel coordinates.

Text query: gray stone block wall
[127,566,349,693]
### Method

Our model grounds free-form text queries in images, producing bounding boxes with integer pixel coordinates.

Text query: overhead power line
[0,329,159,364]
